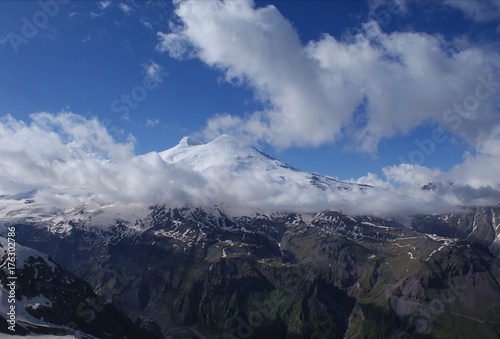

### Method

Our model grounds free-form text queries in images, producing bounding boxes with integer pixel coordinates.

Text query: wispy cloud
[444,0,500,22]
[98,0,112,10]
[146,118,159,127]
[118,3,132,14]
[90,12,103,19]
[368,0,410,16]
[142,60,165,84]
[369,0,500,23]
[141,19,153,30]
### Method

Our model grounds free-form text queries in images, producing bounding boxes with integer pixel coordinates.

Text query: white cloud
[447,127,500,188]
[370,0,500,23]
[118,3,132,14]
[158,0,500,155]
[152,0,500,209]
[381,138,500,207]
[0,113,205,208]
[444,0,500,22]
[89,12,102,19]
[1,112,499,216]
[368,0,410,17]
[141,19,153,30]
[354,172,392,189]
[146,118,159,127]
[156,32,191,59]
[142,60,165,84]
[383,164,442,187]
[98,0,112,10]
[2,2,498,216]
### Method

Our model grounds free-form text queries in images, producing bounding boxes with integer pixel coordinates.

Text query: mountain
[0,136,499,338]
[411,206,500,256]
[160,135,299,172]
[0,236,157,338]
[159,134,363,194]
[2,204,500,338]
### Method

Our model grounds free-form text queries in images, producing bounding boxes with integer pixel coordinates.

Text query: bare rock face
[411,206,500,256]
[2,205,499,338]
[0,236,158,338]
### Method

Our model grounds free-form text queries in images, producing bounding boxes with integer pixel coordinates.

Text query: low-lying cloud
[0,112,498,217]
[0,112,205,208]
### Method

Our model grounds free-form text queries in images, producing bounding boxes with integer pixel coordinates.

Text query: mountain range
[1,136,499,338]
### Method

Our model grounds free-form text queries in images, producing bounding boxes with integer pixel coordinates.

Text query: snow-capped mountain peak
[178,135,204,147]
[158,135,359,206]
[160,134,285,172]
[0,135,369,219]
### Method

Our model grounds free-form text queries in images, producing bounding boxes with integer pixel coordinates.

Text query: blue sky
[0,0,499,184]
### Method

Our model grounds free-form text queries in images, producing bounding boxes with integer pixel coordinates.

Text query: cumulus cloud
[150,0,500,211]
[2,1,499,217]
[383,164,442,188]
[158,0,344,149]
[446,126,500,188]
[157,0,500,155]
[380,153,500,207]
[0,112,205,208]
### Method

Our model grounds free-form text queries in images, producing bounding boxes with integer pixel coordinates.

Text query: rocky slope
[411,206,500,256]
[2,205,499,338]
[0,236,158,338]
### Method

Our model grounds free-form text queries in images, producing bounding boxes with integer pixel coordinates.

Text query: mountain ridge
[1,134,499,338]
[2,205,500,338]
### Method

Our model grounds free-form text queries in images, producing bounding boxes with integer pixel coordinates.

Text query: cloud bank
[0,112,498,216]
[0,112,205,208]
